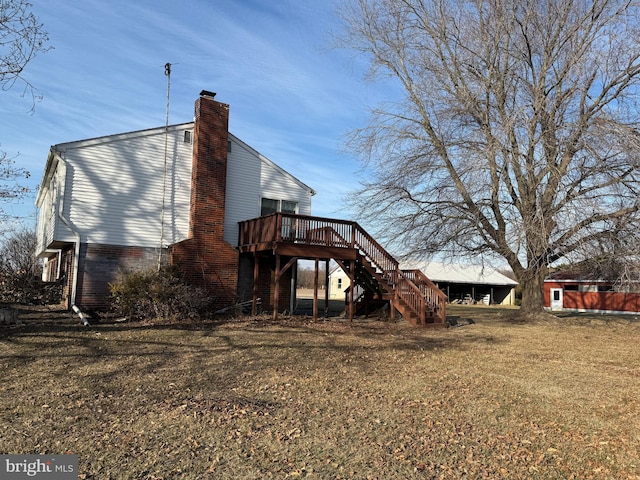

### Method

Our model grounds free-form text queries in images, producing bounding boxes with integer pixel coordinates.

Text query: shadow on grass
[0,305,522,404]
[1,304,507,360]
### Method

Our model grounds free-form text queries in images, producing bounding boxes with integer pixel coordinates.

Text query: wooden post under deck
[349,259,355,322]
[313,258,319,321]
[324,259,330,317]
[252,252,259,316]
[273,253,280,321]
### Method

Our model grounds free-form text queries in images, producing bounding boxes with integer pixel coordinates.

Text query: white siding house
[35,92,316,309]
[36,124,194,253]
[224,135,313,245]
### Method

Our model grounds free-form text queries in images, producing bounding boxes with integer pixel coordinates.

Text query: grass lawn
[1,305,639,479]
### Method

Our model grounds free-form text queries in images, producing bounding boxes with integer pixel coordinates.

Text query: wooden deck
[238,213,447,326]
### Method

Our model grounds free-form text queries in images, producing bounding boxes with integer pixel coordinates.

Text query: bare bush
[109,266,214,322]
[0,228,59,304]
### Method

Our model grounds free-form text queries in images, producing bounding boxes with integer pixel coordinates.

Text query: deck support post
[313,258,319,321]
[252,252,259,316]
[391,285,398,321]
[349,259,355,322]
[325,259,330,317]
[273,253,280,321]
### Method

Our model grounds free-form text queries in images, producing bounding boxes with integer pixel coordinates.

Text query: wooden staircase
[341,228,446,326]
[238,213,447,326]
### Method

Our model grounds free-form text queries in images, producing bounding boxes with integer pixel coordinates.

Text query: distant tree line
[297,265,327,289]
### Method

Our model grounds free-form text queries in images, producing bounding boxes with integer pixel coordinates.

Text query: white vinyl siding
[37,126,314,252]
[57,125,193,247]
[36,159,76,254]
[223,135,313,245]
[36,163,60,253]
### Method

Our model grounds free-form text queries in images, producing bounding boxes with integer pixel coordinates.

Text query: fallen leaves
[1,306,639,478]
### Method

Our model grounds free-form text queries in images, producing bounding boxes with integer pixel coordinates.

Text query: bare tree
[0,228,57,304]
[339,0,640,315]
[0,228,38,274]
[1,0,49,103]
[0,0,49,224]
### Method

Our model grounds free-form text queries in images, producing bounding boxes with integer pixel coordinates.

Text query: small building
[405,262,518,305]
[544,275,640,314]
[328,261,518,305]
[327,264,350,300]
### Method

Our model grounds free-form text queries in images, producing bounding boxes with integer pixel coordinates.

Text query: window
[261,198,298,216]
[261,198,279,216]
[337,278,343,290]
[578,284,598,292]
[184,130,192,143]
[281,200,297,214]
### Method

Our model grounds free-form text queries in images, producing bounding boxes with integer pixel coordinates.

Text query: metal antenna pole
[158,62,171,271]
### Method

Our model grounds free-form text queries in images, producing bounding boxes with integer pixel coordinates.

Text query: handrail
[353,223,399,278]
[238,213,446,325]
[402,269,448,324]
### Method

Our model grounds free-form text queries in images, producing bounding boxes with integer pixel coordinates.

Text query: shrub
[109,267,212,321]
[0,273,62,305]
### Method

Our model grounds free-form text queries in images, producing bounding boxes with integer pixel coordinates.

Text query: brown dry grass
[1,305,639,479]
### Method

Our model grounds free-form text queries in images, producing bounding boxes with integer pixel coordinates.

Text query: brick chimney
[170,91,239,307]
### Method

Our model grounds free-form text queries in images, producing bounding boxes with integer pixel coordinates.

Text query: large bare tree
[340,0,640,314]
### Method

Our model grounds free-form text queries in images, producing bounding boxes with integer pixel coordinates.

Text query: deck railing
[238,213,354,249]
[238,213,446,324]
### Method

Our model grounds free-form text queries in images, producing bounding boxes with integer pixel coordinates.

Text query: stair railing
[402,269,447,324]
[238,213,446,324]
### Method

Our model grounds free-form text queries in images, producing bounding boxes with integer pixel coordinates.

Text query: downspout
[53,153,82,315]
[57,214,88,325]
[57,213,81,309]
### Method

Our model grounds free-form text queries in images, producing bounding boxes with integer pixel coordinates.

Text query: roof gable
[229,133,316,196]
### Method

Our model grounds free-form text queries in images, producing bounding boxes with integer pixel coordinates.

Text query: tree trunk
[519,266,547,315]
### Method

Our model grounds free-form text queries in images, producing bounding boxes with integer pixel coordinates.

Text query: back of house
[35,91,315,311]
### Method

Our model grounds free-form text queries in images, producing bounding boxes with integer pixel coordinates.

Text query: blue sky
[0,0,386,228]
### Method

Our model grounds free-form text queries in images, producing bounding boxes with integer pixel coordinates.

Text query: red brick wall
[170,92,239,308]
[237,253,293,312]
[75,243,158,309]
